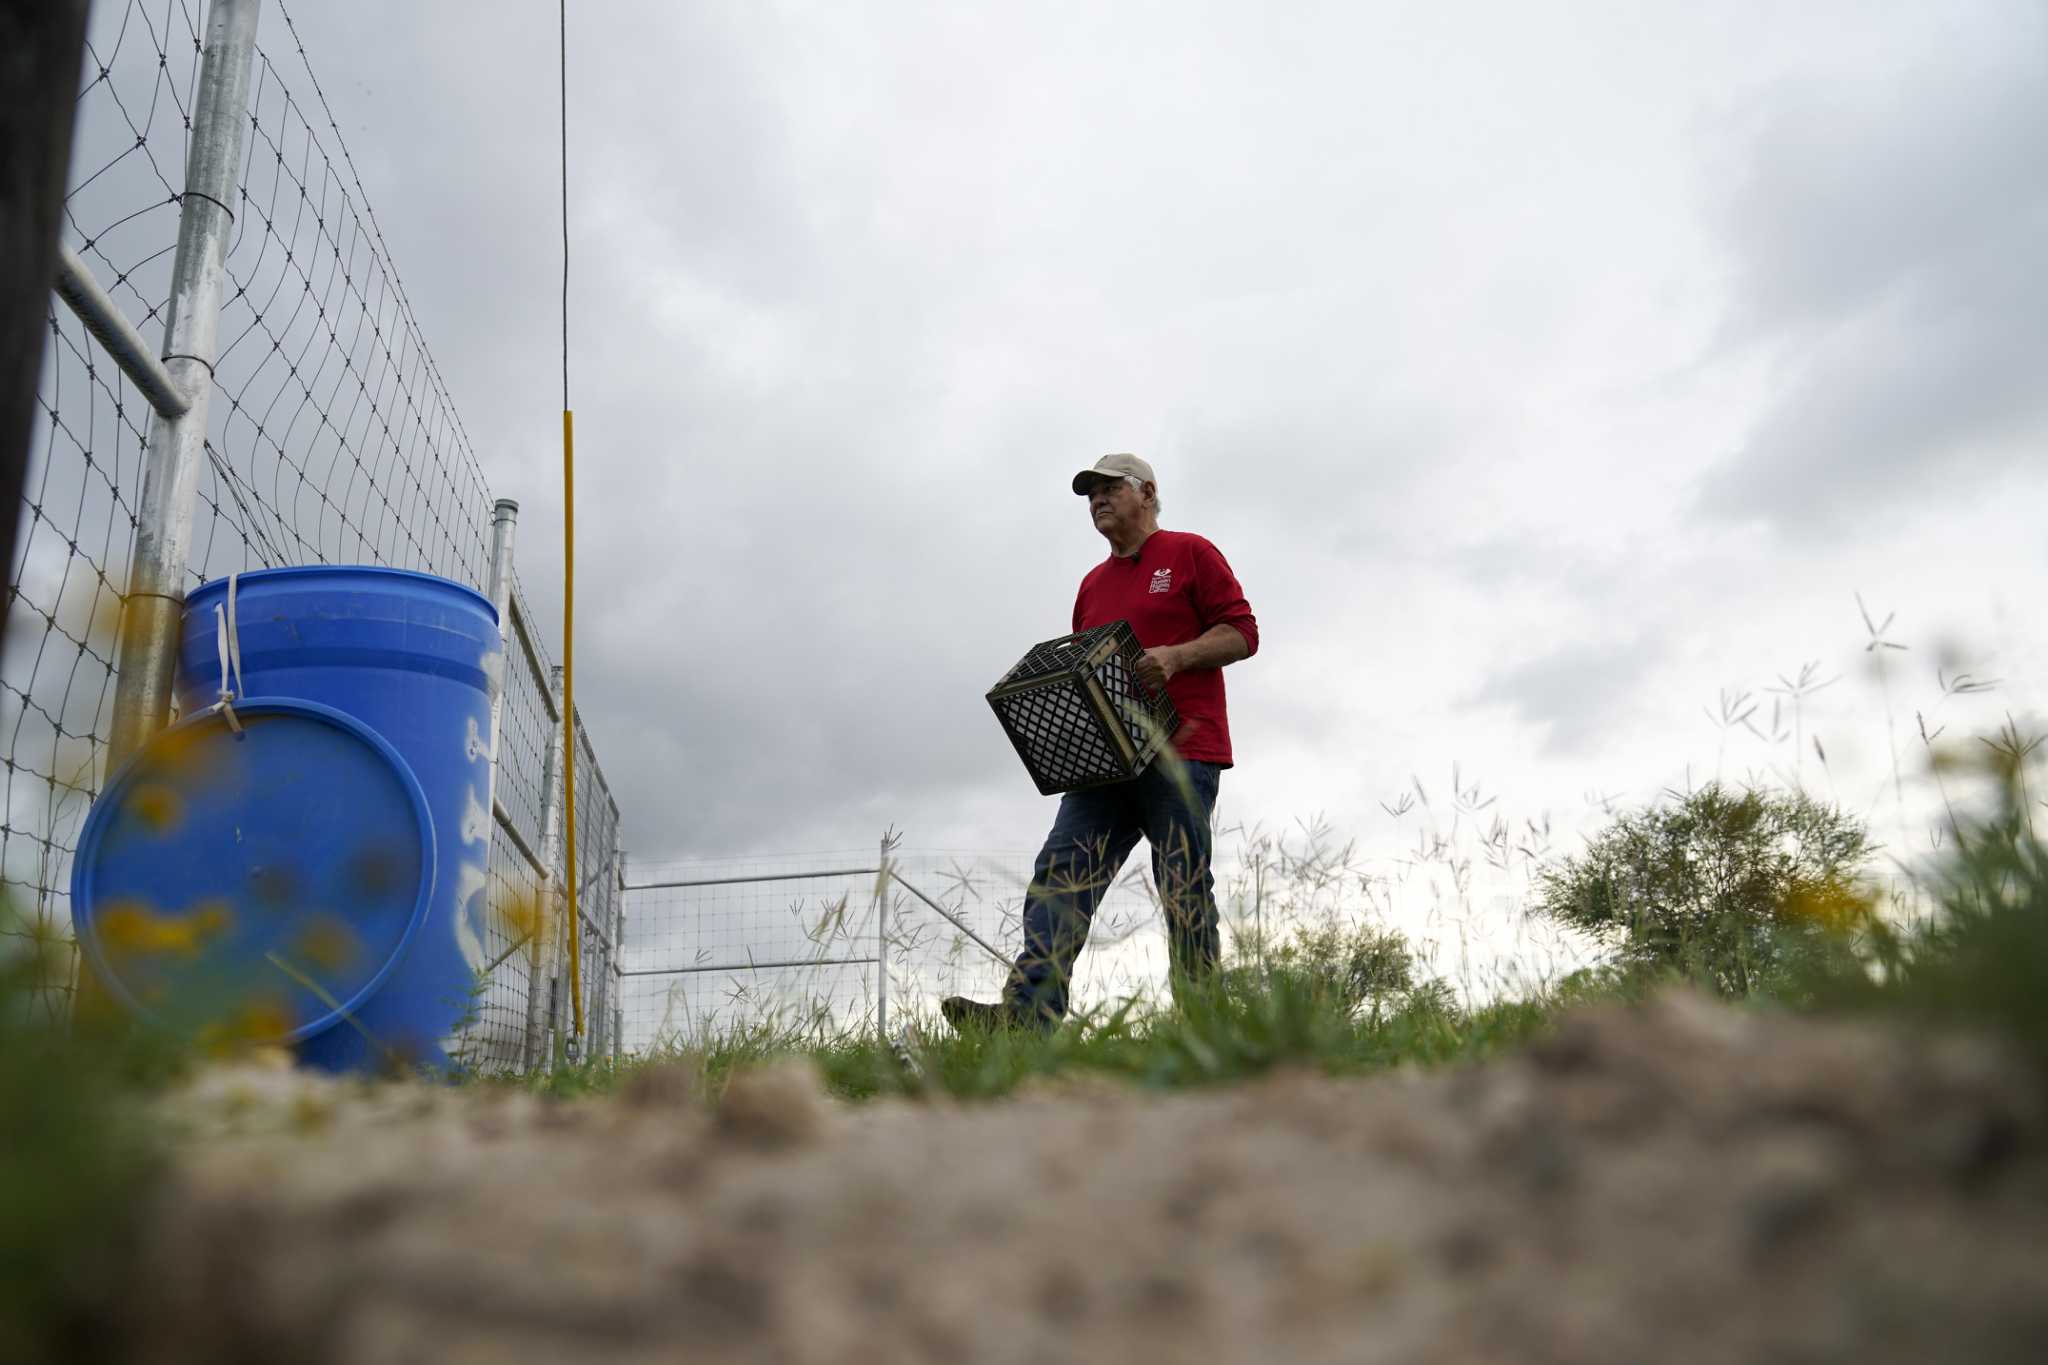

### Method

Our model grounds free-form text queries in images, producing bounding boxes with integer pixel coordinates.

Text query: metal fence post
[876,835,890,1040]
[586,872,608,1062]
[520,662,569,1072]
[611,847,625,1064]
[479,498,520,1065]
[107,0,263,767]
[482,497,519,783]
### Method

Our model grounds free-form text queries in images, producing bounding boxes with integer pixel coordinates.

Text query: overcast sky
[271,0,2046,878]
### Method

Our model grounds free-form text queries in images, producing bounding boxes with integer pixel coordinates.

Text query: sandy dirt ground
[114,990,2048,1364]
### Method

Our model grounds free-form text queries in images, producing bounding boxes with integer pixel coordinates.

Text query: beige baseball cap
[1071,452,1156,495]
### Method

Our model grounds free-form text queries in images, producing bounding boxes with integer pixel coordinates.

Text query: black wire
[560,0,569,412]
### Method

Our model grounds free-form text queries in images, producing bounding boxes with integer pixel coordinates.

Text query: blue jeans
[1006,756,1223,1024]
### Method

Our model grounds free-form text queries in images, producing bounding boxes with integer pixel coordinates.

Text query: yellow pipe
[563,407,583,1037]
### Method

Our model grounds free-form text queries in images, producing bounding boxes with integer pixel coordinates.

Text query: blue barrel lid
[72,698,437,1045]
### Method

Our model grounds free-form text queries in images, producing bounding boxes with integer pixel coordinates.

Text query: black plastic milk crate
[986,620,1181,795]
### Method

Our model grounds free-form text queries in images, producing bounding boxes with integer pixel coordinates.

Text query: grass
[1803,753,2048,1070]
[0,920,181,1363]
[507,941,1591,1108]
[506,735,2048,1112]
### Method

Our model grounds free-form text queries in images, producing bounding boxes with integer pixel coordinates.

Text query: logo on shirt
[1148,568,1173,594]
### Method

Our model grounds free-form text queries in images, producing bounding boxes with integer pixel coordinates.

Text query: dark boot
[940,995,1022,1034]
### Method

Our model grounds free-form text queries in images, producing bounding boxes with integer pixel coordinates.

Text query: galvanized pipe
[51,247,189,420]
[887,867,1011,969]
[485,500,519,637]
[491,797,546,878]
[479,498,519,933]
[875,835,889,1040]
[612,848,626,956]
[107,0,263,768]
[506,594,557,722]
[622,867,881,893]
[611,848,625,1064]
[617,955,881,979]
[520,663,569,1072]
[480,929,536,979]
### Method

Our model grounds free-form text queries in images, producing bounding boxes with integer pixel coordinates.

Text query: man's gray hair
[1127,475,1162,515]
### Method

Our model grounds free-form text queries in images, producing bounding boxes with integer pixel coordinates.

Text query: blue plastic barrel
[169,566,500,1071]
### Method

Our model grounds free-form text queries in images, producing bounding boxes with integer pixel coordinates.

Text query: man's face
[1085,476,1148,541]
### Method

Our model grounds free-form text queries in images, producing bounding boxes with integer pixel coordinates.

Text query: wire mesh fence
[560,712,625,1064]
[446,574,629,1075]
[460,795,549,1072]
[5,0,185,1019]
[619,862,887,1051]
[10,0,625,1071]
[194,22,494,589]
[617,849,1171,1052]
[495,577,558,865]
[613,815,1632,1056]
[451,577,559,1072]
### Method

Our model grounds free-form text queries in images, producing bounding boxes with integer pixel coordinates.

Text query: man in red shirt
[945,453,1260,1031]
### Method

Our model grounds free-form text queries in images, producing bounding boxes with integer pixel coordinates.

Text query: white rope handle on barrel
[211,570,245,734]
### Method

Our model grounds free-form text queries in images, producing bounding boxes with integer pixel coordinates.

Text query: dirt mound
[121,991,2048,1363]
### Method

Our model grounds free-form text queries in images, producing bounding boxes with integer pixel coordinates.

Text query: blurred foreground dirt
[117,991,2048,1363]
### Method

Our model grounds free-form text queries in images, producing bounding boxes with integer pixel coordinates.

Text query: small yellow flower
[294,915,360,973]
[190,898,233,937]
[97,898,234,959]
[1782,882,1874,934]
[127,782,184,834]
[197,990,296,1053]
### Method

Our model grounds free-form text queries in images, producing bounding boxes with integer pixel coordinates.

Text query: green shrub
[1536,783,1874,997]
[1258,916,1425,1023]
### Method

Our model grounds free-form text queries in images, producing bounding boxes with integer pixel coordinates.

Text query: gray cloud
[1468,628,1671,758]
[1696,3,2048,531]
[212,1,2048,866]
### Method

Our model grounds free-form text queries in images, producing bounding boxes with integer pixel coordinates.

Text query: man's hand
[1134,626,1251,696]
[1135,645,1181,695]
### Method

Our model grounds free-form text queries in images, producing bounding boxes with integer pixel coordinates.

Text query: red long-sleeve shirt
[1071,529,1259,767]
